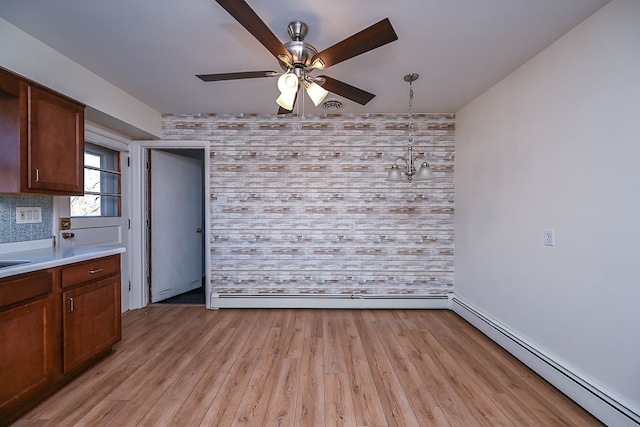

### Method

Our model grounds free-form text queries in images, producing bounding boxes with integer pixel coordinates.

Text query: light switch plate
[16,207,42,224]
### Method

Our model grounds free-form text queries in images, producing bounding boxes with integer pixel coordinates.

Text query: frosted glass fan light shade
[305,82,329,106]
[386,164,403,181]
[414,162,434,181]
[277,73,299,94]
[276,91,297,111]
[276,73,299,110]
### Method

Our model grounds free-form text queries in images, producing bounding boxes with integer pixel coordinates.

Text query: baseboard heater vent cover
[210,293,451,310]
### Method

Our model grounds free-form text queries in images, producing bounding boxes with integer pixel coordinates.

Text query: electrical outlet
[544,229,555,246]
[16,207,42,224]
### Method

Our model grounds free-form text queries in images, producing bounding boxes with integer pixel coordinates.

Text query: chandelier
[386,73,434,182]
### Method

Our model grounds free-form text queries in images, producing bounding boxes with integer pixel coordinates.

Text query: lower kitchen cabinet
[63,275,121,373]
[0,254,121,426]
[0,288,56,418]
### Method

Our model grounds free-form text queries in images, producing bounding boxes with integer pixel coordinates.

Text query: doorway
[147,148,206,304]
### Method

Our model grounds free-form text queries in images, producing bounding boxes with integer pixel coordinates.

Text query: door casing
[128,140,211,309]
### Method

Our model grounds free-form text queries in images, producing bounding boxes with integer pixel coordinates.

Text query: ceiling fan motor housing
[280,21,318,73]
[288,20,308,41]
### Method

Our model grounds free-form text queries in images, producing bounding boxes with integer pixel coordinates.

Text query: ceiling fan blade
[319,76,375,105]
[196,71,278,82]
[311,18,398,70]
[215,0,291,62]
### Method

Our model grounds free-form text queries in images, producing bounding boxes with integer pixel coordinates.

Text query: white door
[150,150,204,302]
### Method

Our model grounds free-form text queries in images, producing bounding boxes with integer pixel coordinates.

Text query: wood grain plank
[16,307,603,427]
[354,310,421,427]
[368,311,450,426]
[198,310,277,426]
[295,337,325,427]
[325,373,358,427]
[231,326,285,425]
[340,322,387,426]
[262,357,300,427]
[72,399,127,427]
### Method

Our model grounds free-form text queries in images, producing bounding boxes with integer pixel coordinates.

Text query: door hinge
[146,276,151,285]
[146,219,151,229]
[128,281,131,292]
[128,219,131,230]
[127,156,130,167]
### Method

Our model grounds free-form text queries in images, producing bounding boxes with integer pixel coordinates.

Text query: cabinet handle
[68,297,74,312]
[89,268,103,274]
[34,168,40,182]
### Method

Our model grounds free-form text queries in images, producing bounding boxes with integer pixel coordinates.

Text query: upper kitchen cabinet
[0,67,84,195]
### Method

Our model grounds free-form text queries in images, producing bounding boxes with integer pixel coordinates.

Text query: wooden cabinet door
[0,69,24,193]
[27,85,84,194]
[0,296,56,412]
[62,275,121,373]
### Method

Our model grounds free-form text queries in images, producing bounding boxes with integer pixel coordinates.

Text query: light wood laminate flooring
[15,306,603,426]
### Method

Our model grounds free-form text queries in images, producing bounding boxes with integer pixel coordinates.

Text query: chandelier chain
[408,80,414,147]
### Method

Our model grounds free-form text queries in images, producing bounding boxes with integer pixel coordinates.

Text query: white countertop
[0,245,126,279]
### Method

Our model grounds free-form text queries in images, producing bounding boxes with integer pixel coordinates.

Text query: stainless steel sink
[0,260,31,268]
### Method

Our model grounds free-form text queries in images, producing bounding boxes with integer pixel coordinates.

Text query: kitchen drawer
[0,270,53,308]
[61,255,120,289]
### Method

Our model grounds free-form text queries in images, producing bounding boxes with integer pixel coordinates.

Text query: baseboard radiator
[210,293,451,310]
[451,296,640,427]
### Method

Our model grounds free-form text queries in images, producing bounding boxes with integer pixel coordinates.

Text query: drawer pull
[89,268,103,274]
[68,297,74,312]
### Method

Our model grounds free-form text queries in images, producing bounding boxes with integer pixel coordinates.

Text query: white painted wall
[455,0,640,413]
[0,17,161,139]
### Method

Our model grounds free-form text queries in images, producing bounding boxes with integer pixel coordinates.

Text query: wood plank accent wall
[162,113,455,295]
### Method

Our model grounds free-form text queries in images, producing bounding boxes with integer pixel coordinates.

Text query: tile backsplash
[0,194,53,243]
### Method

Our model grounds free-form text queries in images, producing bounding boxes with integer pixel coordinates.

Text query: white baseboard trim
[451,296,640,427]
[210,293,451,310]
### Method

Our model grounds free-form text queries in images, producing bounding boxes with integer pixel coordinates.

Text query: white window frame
[57,122,132,311]
[71,142,122,218]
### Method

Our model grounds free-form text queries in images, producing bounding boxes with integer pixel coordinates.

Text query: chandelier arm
[393,156,409,167]
[412,152,426,162]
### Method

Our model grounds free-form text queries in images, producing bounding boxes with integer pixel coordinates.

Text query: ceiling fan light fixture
[276,90,297,111]
[304,81,329,106]
[277,72,299,95]
[275,92,296,111]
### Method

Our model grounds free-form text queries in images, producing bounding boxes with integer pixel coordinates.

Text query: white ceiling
[0,0,609,115]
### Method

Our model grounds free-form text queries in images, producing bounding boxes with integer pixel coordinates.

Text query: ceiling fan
[196,0,398,114]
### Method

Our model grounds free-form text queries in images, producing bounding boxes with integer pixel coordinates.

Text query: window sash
[71,143,122,218]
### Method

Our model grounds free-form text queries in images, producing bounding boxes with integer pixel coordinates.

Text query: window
[70,143,121,217]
